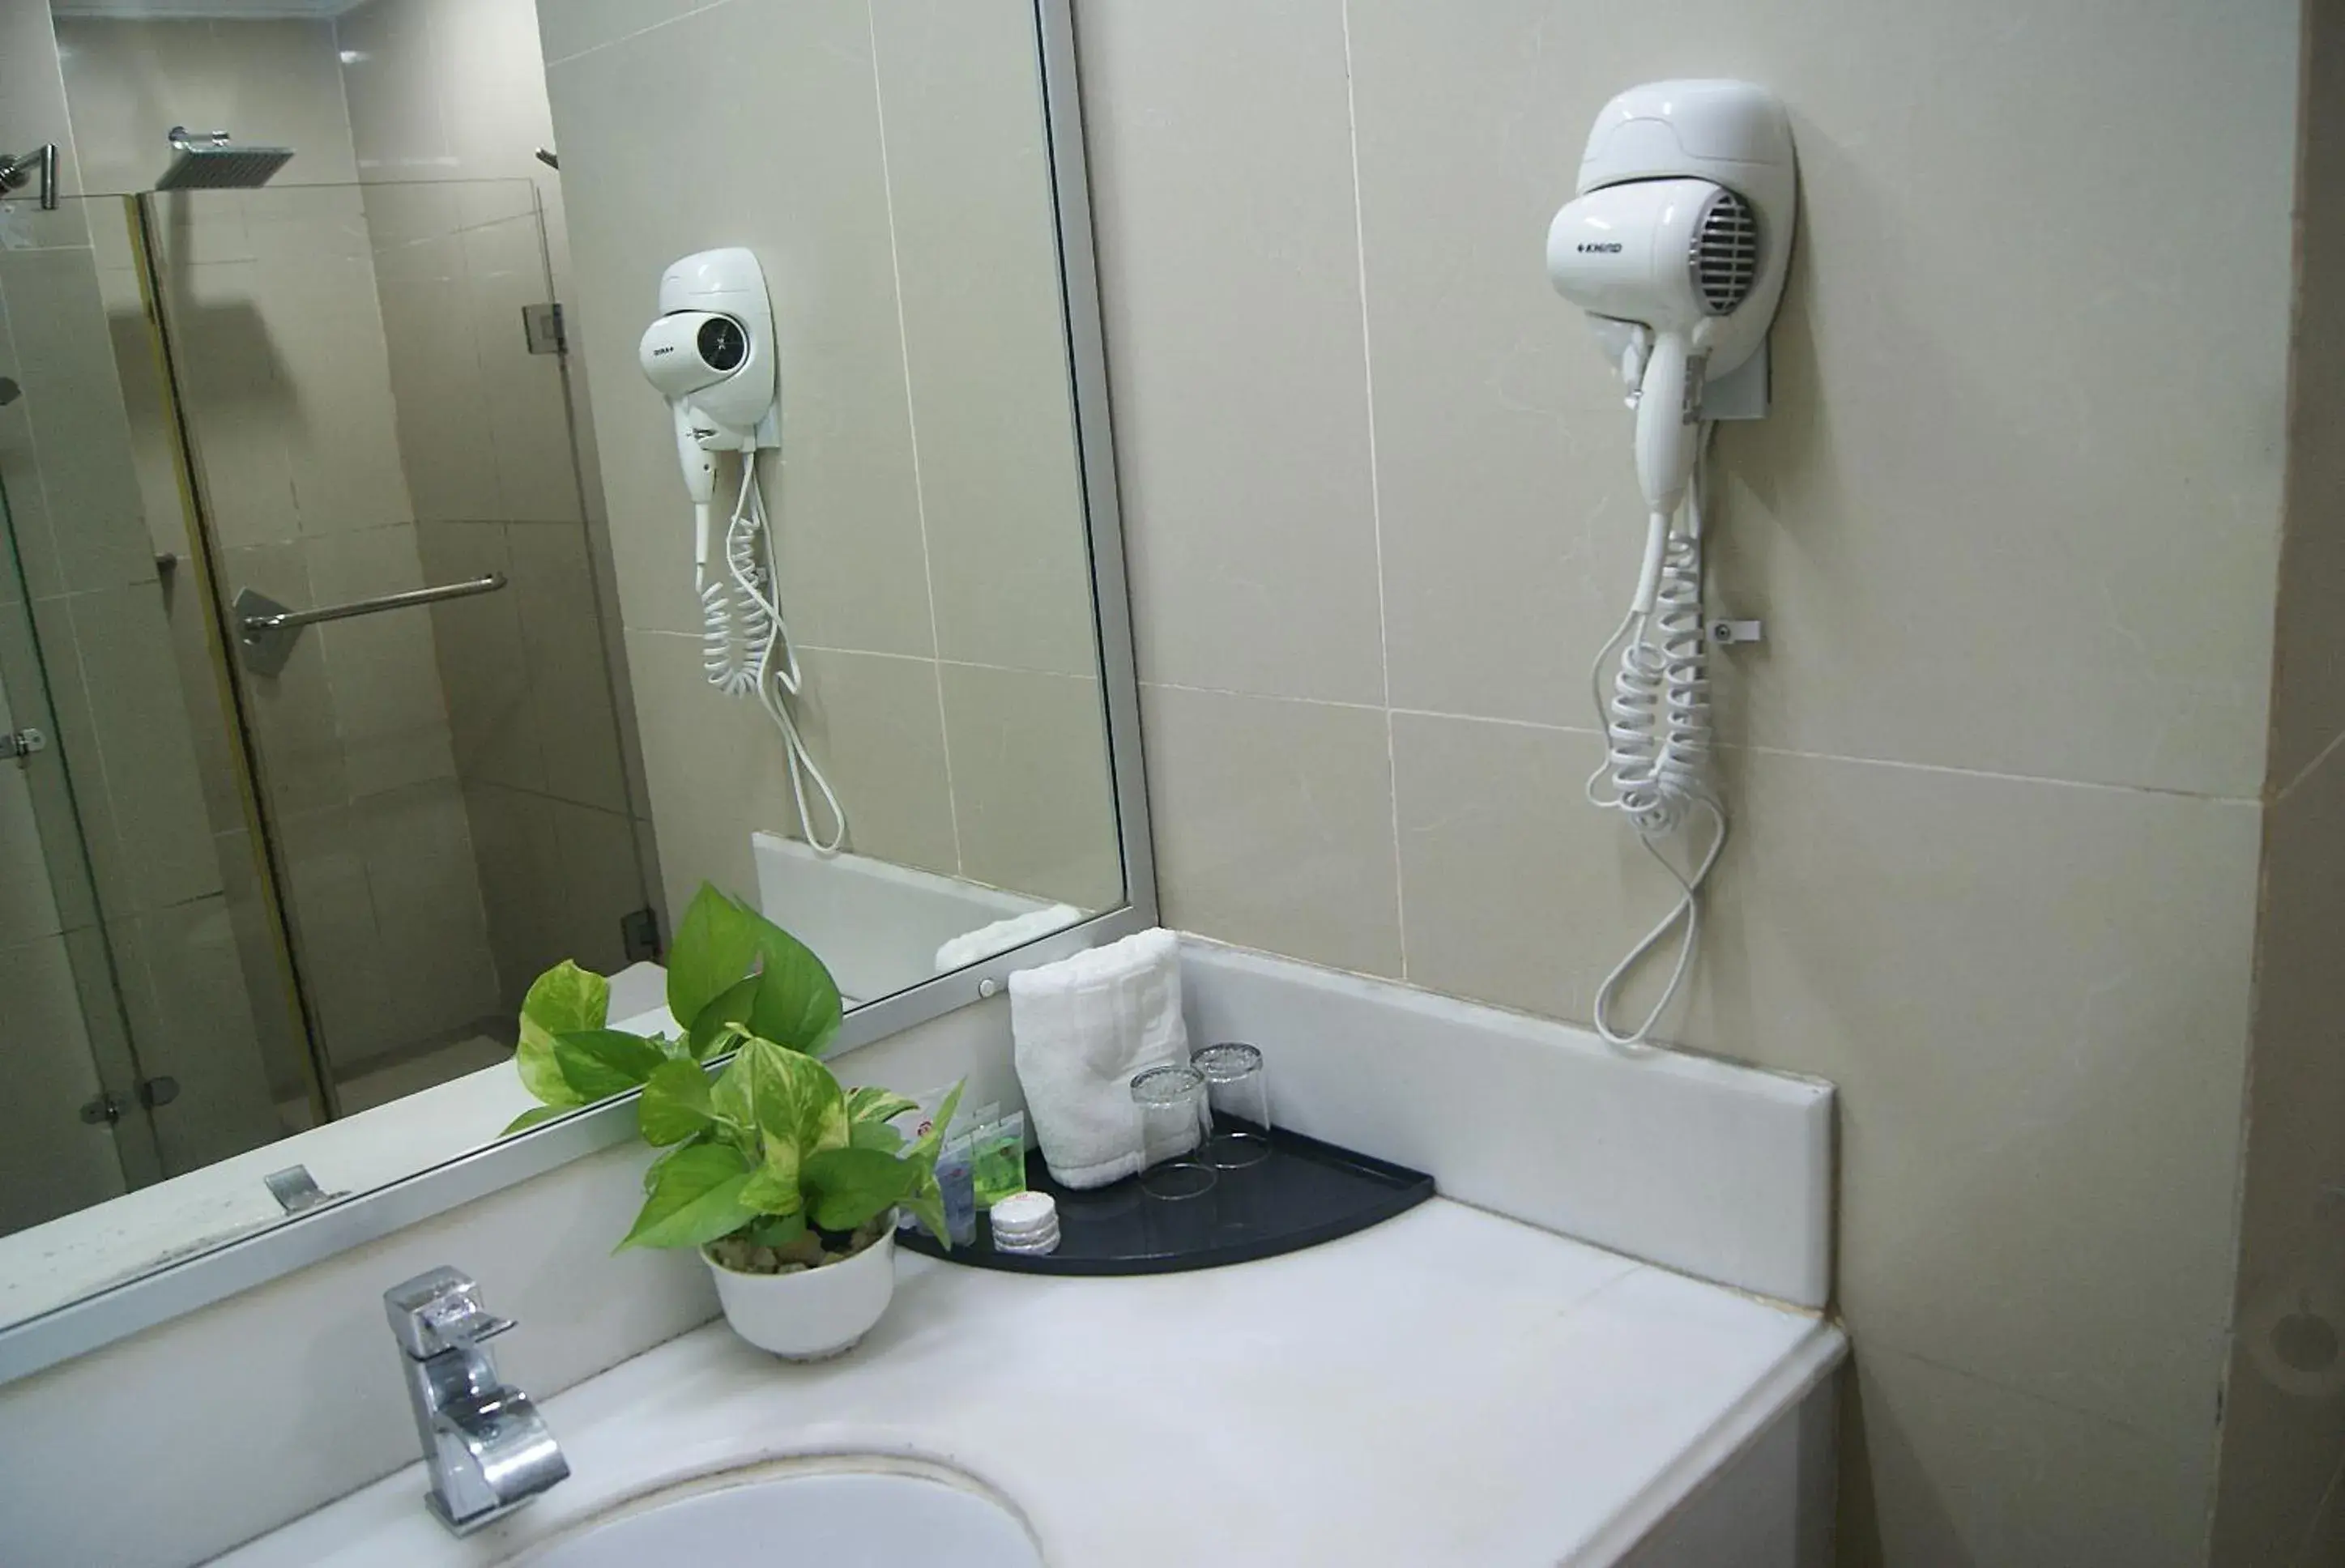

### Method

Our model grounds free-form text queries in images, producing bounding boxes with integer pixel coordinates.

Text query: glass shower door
[130,178,654,1115]
[0,194,297,1211]
[0,454,156,1230]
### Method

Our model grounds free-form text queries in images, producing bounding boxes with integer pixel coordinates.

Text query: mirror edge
[0,0,1156,1388]
[0,910,1153,1385]
[1040,0,1158,925]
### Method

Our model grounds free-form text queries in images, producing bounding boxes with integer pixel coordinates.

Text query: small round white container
[704,1227,896,1360]
[990,1192,1060,1255]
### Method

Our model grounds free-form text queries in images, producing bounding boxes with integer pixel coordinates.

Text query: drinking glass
[1130,1063,1215,1199]
[1192,1042,1271,1169]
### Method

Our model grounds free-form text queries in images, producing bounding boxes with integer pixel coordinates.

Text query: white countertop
[216,1199,1842,1568]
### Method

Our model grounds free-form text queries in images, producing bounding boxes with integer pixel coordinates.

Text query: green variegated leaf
[641,1136,706,1195]
[710,1038,778,1132]
[709,1043,755,1131]
[906,1082,965,1165]
[846,1086,920,1127]
[514,961,608,1106]
[637,1059,715,1145]
[801,1145,919,1234]
[900,1170,949,1248]
[738,1148,801,1216]
[553,1029,667,1102]
[745,1212,807,1250]
[616,1143,755,1251]
[849,1118,904,1153]
[708,1038,850,1218]
[501,1104,570,1136]
[666,885,761,1038]
[687,973,761,1059]
[746,917,842,1057]
[741,1038,848,1157]
[802,1069,851,1157]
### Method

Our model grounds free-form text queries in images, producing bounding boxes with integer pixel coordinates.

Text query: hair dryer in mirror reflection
[1545,81,1797,1047]
[640,247,846,852]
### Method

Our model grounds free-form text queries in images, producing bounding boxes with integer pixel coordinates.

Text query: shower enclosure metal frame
[0,0,1158,1383]
[125,190,339,1127]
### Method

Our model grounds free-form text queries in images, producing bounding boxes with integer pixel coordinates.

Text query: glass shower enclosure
[0,462,160,1231]
[0,178,653,1229]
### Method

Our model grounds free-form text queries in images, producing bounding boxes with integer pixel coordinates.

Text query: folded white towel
[1008,927,1187,1189]
[935,904,1084,974]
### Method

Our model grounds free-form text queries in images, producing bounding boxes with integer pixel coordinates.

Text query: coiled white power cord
[1584,427,1725,1046]
[695,518,741,693]
[722,466,773,693]
[697,455,847,854]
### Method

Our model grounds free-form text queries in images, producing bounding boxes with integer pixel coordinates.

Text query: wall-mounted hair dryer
[1546,80,1797,1046]
[639,248,843,853]
[639,247,780,560]
[1548,80,1795,607]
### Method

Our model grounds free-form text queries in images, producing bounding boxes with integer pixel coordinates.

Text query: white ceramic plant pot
[705,1227,897,1360]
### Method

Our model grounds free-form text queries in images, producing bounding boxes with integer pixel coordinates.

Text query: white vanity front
[220,1200,1841,1568]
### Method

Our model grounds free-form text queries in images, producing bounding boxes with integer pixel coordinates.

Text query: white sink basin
[511,1459,1042,1568]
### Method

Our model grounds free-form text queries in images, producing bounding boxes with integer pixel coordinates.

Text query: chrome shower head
[156,127,293,191]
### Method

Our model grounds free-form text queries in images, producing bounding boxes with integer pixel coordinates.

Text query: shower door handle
[0,143,58,211]
[232,573,505,676]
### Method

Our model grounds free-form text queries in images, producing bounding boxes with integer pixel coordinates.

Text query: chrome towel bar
[232,573,505,675]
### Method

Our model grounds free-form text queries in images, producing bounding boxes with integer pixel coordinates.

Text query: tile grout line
[1859,1334,2205,1447]
[2273,721,2345,807]
[1126,674,2268,806]
[863,0,963,877]
[1339,0,1409,982]
[1729,739,2265,806]
[541,0,735,70]
[611,633,2286,808]
[791,641,1101,685]
[645,626,1107,688]
[2287,1443,2345,1566]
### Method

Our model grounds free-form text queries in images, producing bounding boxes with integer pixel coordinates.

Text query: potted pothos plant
[509,883,961,1359]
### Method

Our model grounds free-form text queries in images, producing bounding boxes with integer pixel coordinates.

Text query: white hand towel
[1008,927,1187,1189]
[935,904,1083,974]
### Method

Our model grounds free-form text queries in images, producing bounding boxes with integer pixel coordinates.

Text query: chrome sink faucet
[383,1267,569,1534]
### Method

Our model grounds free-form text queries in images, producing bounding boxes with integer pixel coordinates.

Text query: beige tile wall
[337,0,657,999]
[2210,6,2345,1563]
[58,15,505,1083]
[1073,2,2297,1564]
[541,0,1121,932]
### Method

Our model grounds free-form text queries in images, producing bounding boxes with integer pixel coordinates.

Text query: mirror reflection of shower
[156,127,292,191]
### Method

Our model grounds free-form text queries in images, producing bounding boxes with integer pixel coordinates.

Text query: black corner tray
[897,1126,1433,1276]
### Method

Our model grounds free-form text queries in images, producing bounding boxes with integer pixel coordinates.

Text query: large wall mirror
[0,0,1145,1373]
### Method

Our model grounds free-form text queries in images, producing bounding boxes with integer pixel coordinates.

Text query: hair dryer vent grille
[1691,190,1759,315]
